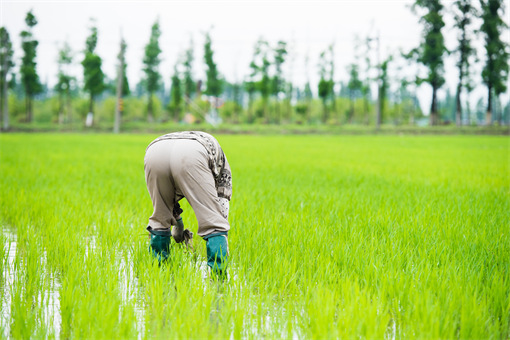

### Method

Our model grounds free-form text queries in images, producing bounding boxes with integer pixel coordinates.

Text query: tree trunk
[247,93,253,123]
[66,90,72,124]
[29,97,33,123]
[263,98,269,123]
[465,98,470,126]
[306,98,311,124]
[185,95,190,115]
[363,98,369,125]
[486,85,492,125]
[25,96,31,122]
[147,92,154,123]
[114,55,124,134]
[275,99,281,124]
[376,87,382,130]
[58,93,64,125]
[89,92,94,114]
[1,59,8,130]
[174,107,180,122]
[349,96,354,123]
[2,75,8,131]
[323,99,329,123]
[455,83,462,127]
[430,86,438,126]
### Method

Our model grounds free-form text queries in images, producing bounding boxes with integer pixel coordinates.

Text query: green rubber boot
[205,233,229,277]
[147,226,171,264]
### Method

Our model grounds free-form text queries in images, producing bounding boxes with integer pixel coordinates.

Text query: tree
[271,40,287,123]
[55,42,74,124]
[245,62,257,123]
[452,0,477,126]
[317,45,335,123]
[358,37,373,125]
[143,20,162,123]
[410,0,447,125]
[20,10,42,122]
[120,39,130,98]
[114,37,127,134]
[183,37,195,112]
[1,27,14,130]
[203,31,222,105]
[169,62,182,121]
[480,0,509,125]
[303,52,313,123]
[247,38,271,121]
[378,56,391,126]
[346,63,362,123]
[81,21,105,122]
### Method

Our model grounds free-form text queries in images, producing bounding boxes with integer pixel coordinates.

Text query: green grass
[0,133,509,338]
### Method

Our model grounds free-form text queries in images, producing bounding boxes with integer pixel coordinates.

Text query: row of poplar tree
[0,0,508,130]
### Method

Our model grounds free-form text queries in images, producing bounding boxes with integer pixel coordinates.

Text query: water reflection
[1,230,62,337]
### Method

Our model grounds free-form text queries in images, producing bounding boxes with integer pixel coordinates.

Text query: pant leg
[169,139,230,238]
[144,140,178,229]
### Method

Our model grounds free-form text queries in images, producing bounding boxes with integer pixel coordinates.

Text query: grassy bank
[3,121,510,135]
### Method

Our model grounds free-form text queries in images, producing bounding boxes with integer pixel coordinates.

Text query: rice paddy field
[0,133,509,339]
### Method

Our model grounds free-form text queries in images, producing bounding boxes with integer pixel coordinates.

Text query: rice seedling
[0,133,508,338]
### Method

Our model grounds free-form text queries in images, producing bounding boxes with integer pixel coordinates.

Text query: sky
[1,0,509,113]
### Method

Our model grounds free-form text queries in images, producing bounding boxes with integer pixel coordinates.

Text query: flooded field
[1,134,509,338]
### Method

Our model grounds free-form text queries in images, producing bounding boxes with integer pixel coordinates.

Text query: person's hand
[172,216,185,243]
[173,202,183,218]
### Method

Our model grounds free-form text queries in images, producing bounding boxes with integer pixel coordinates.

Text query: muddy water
[1,230,17,337]
[1,230,300,338]
[0,230,62,338]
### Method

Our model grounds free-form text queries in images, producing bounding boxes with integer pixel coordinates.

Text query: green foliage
[413,0,446,87]
[317,45,335,119]
[453,1,477,89]
[203,31,221,97]
[346,63,362,122]
[218,100,242,123]
[347,64,362,98]
[453,0,478,125]
[118,38,130,97]
[81,23,105,112]
[169,63,182,121]
[143,20,162,122]
[7,93,26,121]
[82,54,104,97]
[0,27,14,85]
[55,42,75,125]
[122,97,147,121]
[1,27,14,130]
[55,42,74,96]
[410,0,447,123]
[378,56,391,122]
[479,0,509,120]
[143,20,162,95]
[20,10,42,121]
[183,38,195,101]
[271,40,287,97]
[250,39,271,100]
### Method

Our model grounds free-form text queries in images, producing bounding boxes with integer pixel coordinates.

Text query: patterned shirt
[147,131,232,200]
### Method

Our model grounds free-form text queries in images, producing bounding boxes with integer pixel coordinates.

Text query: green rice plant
[0,133,508,338]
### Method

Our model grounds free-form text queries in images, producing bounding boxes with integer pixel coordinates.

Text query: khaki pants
[144,138,230,238]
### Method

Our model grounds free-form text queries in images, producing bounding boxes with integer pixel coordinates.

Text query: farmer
[144,131,232,275]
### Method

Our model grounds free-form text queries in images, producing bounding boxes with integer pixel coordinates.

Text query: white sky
[1,0,509,113]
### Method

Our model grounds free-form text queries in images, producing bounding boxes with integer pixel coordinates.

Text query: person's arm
[216,153,232,201]
[172,203,185,243]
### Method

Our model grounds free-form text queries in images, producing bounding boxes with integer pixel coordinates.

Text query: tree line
[0,0,508,131]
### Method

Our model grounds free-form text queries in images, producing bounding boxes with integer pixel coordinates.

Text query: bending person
[144,131,232,275]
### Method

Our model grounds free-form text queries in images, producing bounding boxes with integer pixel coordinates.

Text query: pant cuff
[202,231,228,240]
